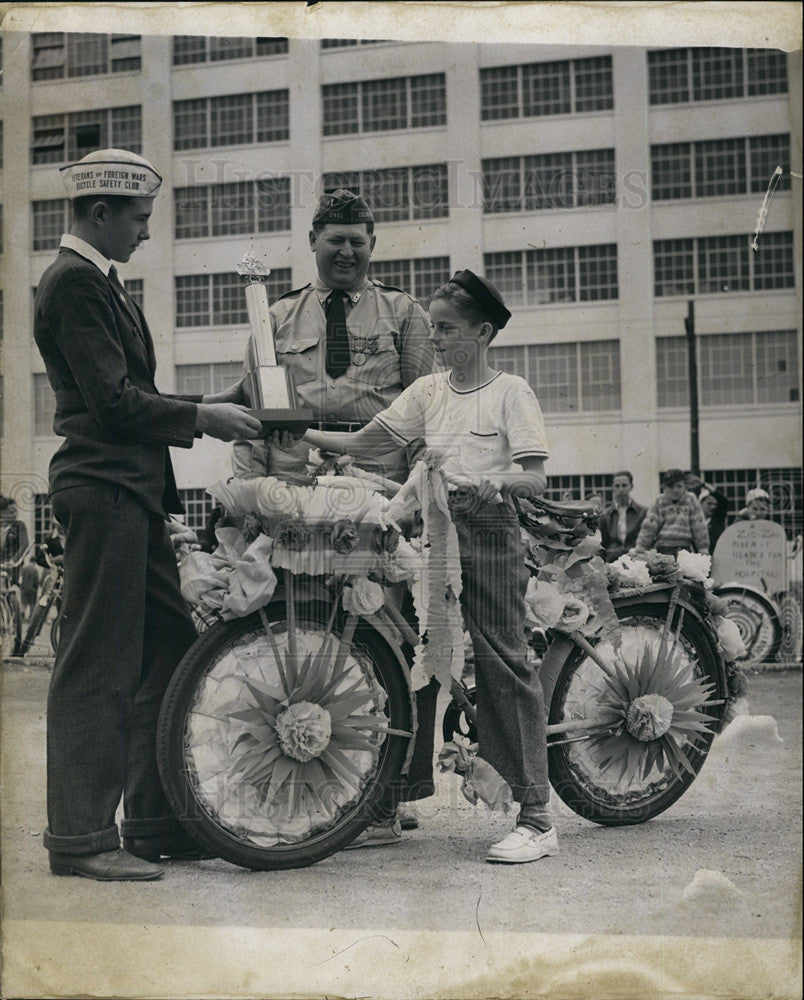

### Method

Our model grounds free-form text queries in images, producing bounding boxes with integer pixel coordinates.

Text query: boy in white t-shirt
[302,270,558,864]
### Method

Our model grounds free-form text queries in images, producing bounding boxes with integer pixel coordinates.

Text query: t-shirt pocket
[459,428,503,473]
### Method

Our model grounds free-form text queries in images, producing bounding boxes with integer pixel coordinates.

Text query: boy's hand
[269,429,299,449]
[421,447,447,470]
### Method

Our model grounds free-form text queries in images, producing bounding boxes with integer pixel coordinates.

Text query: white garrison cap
[59,148,162,200]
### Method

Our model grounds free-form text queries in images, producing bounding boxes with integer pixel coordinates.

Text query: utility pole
[685,299,700,477]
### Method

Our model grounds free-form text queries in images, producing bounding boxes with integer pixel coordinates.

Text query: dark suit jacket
[34,248,201,515]
[599,499,648,563]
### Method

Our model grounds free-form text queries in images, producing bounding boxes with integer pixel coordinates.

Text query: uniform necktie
[325,289,351,379]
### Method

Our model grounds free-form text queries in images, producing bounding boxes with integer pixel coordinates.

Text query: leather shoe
[50,847,163,881]
[124,831,214,863]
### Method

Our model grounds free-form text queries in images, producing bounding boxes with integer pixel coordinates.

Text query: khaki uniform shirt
[233,278,435,482]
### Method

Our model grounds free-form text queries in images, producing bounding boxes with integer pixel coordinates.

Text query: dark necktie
[325,289,351,379]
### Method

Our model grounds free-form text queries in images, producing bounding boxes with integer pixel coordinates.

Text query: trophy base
[251,408,315,437]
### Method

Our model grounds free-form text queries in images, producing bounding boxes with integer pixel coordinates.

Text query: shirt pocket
[459,428,502,472]
[275,333,320,387]
[346,331,400,388]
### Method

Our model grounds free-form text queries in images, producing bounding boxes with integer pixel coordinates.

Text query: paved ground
[2,663,801,999]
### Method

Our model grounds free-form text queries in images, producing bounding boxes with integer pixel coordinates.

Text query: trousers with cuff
[43,483,198,857]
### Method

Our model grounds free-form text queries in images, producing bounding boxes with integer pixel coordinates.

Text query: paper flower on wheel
[580,641,719,783]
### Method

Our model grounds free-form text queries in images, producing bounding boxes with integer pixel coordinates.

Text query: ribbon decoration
[752,165,783,253]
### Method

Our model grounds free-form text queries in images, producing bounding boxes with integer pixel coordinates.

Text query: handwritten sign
[712,519,788,594]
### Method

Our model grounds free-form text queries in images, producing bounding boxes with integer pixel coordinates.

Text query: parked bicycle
[14,547,63,657]
[157,482,729,871]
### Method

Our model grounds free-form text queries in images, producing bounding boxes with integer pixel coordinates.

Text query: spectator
[634,468,709,557]
[1,497,30,585]
[20,559,41,622]
[598,471,647,563]
[698,487,729,551]
[736,487,771,522]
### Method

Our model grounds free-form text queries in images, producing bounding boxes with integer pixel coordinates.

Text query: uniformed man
[233,188,438,845]
[233,188,435,483]
[34,148,262,881]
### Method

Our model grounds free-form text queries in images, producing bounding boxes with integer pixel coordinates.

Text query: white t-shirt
[374,370,549,479]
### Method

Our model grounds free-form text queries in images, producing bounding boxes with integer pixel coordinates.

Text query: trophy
[236,252,313,436]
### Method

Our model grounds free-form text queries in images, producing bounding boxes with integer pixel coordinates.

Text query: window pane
[694,138,745,197]
[175,275,210,327]
[175,363,211,396]
[110,105,142,154]
[580,340,621,410]
[747,49,787,95]
[753,231,794,290]
[256,176,291,232]
[656,336,690,407]
[210,94,252,146]
[173,98,207,151]
[175,186,209,239]
[533,343,578,412]
[648,49,690,105]
[574,148,616,206]
[522,61,571,117]
[210,181,253,236]
[321,170,361,196]
[67,109,106,162]
[31,114,65,165]
[32,33,66,81]
[482,157,522,213]
[123,278,143,309]
[267,268,293,300]
[409,74,446,128]
[256,38,289,56]
[654,238,694,296]
[749,134,791,193]
[480,66,519,121]
[362,77,407,132]
[755,330,799,403]
[209,37,253,62]
[212,273,248,325]
[527,247,575,304]
[370,259,411,293]
[411,163,448,220]
[256,90,290,142]
[488,345,528,380]
[363,167,409,222]
[484,251,525,307]
[692,47,744,101]
[699,332,753,405]
[651,142,692,200]
[574,56,613,112]
[33,373,56,436]
[322,83,359,136]
[173,36,207,65]
[32,199,66,251]
[177,488,214,533]
[578,244,618,301]
[411,256,451,305]
[523,153,572,209]
[697,235,749,293]
[110,34,141,72]
[67,33,107,78]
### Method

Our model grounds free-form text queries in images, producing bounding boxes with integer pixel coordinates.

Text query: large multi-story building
[1,32,801,539]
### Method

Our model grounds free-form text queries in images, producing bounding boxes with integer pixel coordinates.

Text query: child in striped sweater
[634,468,710,556]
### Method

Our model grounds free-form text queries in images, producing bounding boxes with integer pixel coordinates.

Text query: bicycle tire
[716,586,782,663]
[157,599,413,870]
[546,604,728,827]
[1,592,23,657]
[18,600,50,657]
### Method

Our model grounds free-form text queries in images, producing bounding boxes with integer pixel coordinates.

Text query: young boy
[301,270,558,864]
[634,468,710,557]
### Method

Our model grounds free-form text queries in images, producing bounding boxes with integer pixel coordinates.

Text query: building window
[33,373,56,435]
[172,36,288,65]
[175,362,243,395]
[34,495,56,544]
[177,488,215,534]
[320,39,394,49]
[701,467,802,538]
[173,91,289,150]
[653,233,794,296]
[31,33,141,81]
[123,279,143,309]
[480,56,613,122]
[369,256,450,305]
[322,74,446,137]
[322,164,448,222]
[543,473,613,505]
[651,134,791,200]
[488,340,621,413]
[484,244,618,306]
[175,178,292,239]
[32,199,68,251]
[32,106,142,166]
[656,330,799,408]
[482,149,616,213]
[175,269,293,328]
[648,47,787,105]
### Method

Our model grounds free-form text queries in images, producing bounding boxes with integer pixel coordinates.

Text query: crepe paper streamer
[752,165,783,252]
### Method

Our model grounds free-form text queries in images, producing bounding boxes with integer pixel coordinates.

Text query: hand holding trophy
[236,251,313,437]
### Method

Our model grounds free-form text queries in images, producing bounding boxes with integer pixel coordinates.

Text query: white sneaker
[485,826,560,864]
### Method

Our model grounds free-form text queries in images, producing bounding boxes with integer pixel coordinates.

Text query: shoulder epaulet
[275,283,312,302]
[370,280,415,298]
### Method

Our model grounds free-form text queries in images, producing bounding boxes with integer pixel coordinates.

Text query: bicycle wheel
[17,599,50,656]
[50,613,60,654]
[157,598,414,870]
[1,592,22,657]
[546,604,728,826]
[716,587,782,663]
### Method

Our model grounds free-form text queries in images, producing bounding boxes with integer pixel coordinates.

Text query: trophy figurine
[236,252,313,436]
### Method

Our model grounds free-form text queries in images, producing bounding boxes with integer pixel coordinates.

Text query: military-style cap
[60,148,163,200]
[313,188,374,226]
[449,269,511,329]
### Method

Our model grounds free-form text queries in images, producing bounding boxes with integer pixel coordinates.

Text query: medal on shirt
[350,336,378,368]
[351,352,366,367]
